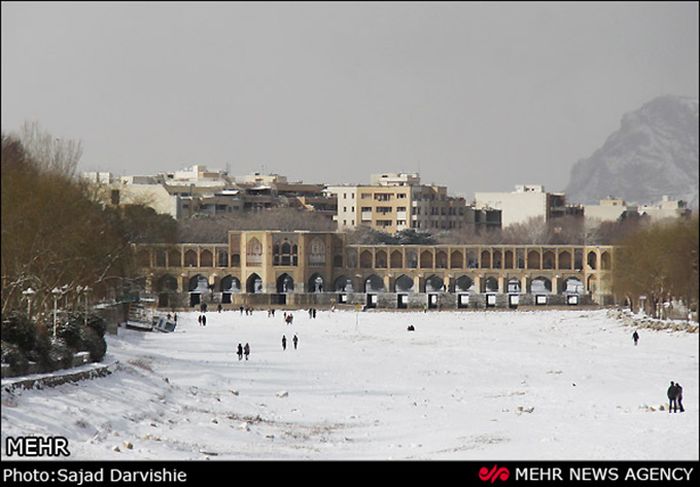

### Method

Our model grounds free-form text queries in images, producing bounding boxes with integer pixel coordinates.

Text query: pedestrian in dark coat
[244,343,250,360]
[239,306,244,315]
[667,381,678,413]
[282,335,287,351]
[201,314,206,326]
[632,330,639,346]
[676,383,685,413]
[293,334,298,350]
[198,315,203,326]
[217,303,223,313]
[312,308,317,319]
[237,343,243,361]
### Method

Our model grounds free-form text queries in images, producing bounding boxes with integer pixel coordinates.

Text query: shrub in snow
[48,338,74,370]
[1,311,36,352]
[81,327,107,362]
[1,340,29,374]
[26,328,53,370]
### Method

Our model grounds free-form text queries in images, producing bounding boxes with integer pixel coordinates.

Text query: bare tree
[17,121,83,178]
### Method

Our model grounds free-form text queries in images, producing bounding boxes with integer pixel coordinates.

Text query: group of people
[267,309,277,317]
[197,314,207,326]
[281,334,299,350]
[667,381,685,413]
[308,308,318,319]
[236,343,250,361]
[239,306,255,315]
[284,312,294,325]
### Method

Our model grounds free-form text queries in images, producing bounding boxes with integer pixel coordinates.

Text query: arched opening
[167,249,181,267]
[574,249,584,270]
[375,250,388,268]
[543,251,555,270]
[483,276,499,293]
[587,274,597,294]
[527,250,541,269]
[364,274,385,292]
[360,250,373,268]
[420,250,433,269]
[454,275,474,292]
[450,250,463,269]
[504,250,514,269]
[200,249,213,267]
[277,273,295,293]
[217,249,229,267]
[220,275,241,293]
[188,274,209,292]
[347,249,357,268]
[246,238,263,266]
[601,251,611,270]
[480,250,491,269]
[531,276,552,293]
[156,274,178,292]
[308,274,325,293]
[309,238,326,265]
[246,273,263,293]
[562,277,584,294]
[507,278,521,293]
[492,250,502,269]
[406,250,418,269]
[156,274,178,308]
[334,275,352,292]
[424,275,444,292]
[558,251,572,270]
[587,251,597,270]
[436,251,448,269]
[394,275,414,292]
[184,249,198,267]
[467,250,478,268]
[390,250,403,268]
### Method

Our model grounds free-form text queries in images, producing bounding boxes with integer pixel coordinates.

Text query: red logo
[479,465,510,483]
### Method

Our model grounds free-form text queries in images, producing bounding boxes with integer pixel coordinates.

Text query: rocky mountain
[565,95,699,208]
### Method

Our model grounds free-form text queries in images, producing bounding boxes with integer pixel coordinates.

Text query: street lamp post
[22,287,36,317]
[51,287,63,337]
[82,286,91,326]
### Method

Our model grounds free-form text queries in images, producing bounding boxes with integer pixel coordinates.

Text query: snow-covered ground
[1,309,698,460]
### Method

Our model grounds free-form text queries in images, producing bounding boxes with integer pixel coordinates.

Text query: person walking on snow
[667,381,678,413]
[293,334,298,350]
[676,383,685,413]
[244,343,250,360]
[198,315,203,326]
[632,330,639,346]
[282,335,287,351]
[237,343,243,361]
[201,314,206,326]
[217,303,223,313]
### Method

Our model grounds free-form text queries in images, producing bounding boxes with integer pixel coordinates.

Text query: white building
[475,185,577,227]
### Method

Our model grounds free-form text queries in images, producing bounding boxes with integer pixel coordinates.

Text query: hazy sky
[2,2,698,199]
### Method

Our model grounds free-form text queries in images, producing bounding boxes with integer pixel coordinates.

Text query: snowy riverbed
[1,309,697,460]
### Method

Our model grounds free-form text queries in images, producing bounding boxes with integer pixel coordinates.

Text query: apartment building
[475,184,582,228]
[327,173,500,234]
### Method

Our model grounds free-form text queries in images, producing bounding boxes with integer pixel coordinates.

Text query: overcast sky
[2,2,698,199]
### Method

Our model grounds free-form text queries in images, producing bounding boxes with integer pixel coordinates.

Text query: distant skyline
[2,2,698,199]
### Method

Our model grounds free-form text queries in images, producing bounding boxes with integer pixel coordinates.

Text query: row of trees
[1,124,176,322]
[613,215,699,318]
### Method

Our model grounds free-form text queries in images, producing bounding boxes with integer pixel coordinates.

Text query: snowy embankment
[1,309,697,460]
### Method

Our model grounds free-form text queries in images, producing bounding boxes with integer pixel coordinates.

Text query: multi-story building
[638,196,692,221]
[84,167,336,220]
[583,198,639,223]
[327,173,500,234]
[475,184,582,228]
